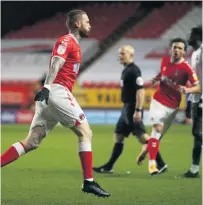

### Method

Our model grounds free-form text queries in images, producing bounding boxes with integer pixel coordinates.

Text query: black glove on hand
[34,87,50,104]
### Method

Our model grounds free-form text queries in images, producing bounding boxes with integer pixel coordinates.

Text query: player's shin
[147,128,162,165]
[1,142,26,167]
[78,141,93,181]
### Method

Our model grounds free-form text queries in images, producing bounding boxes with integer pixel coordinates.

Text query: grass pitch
[1,124,202,205]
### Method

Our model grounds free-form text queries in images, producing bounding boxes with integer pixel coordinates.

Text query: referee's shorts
[115,103,146,138]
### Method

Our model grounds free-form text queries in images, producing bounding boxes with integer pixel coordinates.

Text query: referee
[93,45,167,174]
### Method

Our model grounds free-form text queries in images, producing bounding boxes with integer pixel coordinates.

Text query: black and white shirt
[190,43,202,103]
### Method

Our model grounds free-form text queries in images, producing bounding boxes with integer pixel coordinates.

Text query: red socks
[1,142,25,167]
[78,142,93,180]
[147,138,159,160]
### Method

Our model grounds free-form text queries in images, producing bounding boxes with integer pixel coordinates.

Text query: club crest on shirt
[57,44,67,55]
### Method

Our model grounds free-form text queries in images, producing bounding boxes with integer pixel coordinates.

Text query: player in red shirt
[1,10,110,197]
[139,38,200,175]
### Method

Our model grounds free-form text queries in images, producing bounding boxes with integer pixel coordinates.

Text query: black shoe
[158,164,168,174]
[93,166,113,174]
[82,180,111,198]
[184,170,200,178]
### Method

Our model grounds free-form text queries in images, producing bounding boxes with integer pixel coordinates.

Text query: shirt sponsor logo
[73,63,80,73]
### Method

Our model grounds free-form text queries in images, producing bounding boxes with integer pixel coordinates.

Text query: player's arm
[182,84,201,94]
[179,63,201,94]
[150,57,165,86]
[151,72,161,84]
[134,71,145,122]
[35,39,69,104]
[44,56,65,88]
[152,71,162,82]
[136,88,145,110]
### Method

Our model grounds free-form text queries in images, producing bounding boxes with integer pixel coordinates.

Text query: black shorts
[115,103,146,138]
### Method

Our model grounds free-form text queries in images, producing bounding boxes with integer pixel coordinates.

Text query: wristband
[136,108,142,112]
[44,84,51,90]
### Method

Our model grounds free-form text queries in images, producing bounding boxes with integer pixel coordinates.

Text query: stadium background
[1,1,202,125]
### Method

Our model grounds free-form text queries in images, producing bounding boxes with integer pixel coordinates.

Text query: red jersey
[153,56,199,108]
[52,34,81,92]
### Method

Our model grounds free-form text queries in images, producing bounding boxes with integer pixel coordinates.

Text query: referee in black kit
[93,45,167,174]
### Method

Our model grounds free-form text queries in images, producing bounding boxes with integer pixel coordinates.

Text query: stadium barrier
[2,82,186,110]
[1,108,186,125]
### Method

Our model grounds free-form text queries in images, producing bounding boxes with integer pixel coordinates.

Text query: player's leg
[184,100,192,124]
[51,85,110,197]
[70,122,93,181]
[93,105,130,173]
[184,101,202,178]
[147,99,177,175]
[1,102,57,167]
[93,133,126,173]
[1,126,45,167]
[134,122,167,172]
[71,122,110,197]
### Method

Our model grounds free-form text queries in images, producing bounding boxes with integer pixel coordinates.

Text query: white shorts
[30,84,87,134]
[149,99,178,135]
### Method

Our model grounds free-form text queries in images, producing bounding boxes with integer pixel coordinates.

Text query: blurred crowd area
[1,1,202,124]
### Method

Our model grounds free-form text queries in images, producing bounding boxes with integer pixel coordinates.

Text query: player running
[141,38,200,175]
[1,10,110,198]
[184,26,202,178]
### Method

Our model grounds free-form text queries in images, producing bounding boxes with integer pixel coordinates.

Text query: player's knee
[153,124,163,133]
[81,127,93,141]
[192,127,202,140]
[194,140,202,149]
[86,128,93,140]
[138,134,149,144]
[151,127,162,140]
[114,133,125,143]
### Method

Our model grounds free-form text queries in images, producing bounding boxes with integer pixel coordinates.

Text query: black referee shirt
[120,62,144,103]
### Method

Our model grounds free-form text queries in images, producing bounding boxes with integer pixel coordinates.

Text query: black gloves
[34,87,50,104]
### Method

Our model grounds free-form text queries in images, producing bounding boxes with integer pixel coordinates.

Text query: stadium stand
[2,2,201,89]
[125,2,193,39]
[161,6,202,39]
[4,3,139,41]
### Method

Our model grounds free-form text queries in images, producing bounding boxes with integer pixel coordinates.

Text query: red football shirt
[153,56,199,108]
[52,34,81,92]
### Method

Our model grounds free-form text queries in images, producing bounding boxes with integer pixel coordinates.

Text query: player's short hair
[67,9,86,28]
[170,38,187,51]
[191,25,202,41]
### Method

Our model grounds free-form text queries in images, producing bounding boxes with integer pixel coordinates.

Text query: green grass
[1,124,202,205]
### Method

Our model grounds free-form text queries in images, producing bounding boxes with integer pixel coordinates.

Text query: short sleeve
[160,57,168,73]
[155,57,167,81]
[52,38,71,60]
[134,69,144,89]
[185,62,199,85]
